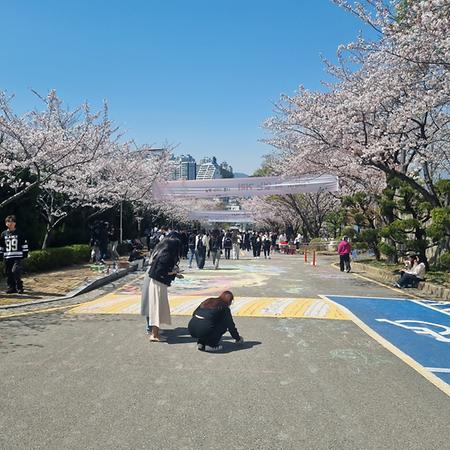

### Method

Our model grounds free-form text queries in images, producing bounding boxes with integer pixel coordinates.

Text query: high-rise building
[196,156,223,180]
[219,161,233,178]
[169,154,197,180]
[179,154,197,180]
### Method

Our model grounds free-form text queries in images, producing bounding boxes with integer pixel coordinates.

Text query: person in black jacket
[209,229,222,270]
[140,234,183,341]
[0,215,29,294]
[188,291,244,352]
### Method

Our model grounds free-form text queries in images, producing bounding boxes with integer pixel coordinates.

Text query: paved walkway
[1,253,449,449]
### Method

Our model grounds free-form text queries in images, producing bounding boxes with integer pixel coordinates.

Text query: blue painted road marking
[326,296,450,386]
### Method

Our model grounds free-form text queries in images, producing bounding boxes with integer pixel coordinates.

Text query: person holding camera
[140,234,183,341]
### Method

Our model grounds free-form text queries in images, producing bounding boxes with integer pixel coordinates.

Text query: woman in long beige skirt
[140,234,182,341]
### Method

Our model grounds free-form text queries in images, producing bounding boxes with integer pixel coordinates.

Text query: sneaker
[17,288,24,294]
[6,287,17,294]
[394,283,402,288]
[204,345,223,352]
[197,343,205,351]
[346,269,351,273]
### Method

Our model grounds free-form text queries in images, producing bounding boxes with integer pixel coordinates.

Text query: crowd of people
[141,228,303,270]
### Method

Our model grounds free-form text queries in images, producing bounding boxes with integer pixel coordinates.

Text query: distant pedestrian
[243,232,251,252]
[108,225,120,261]
[209,229,222,270]
[140,235,183,341]
[187,231,196,268]
[195,230,208,269]
[188,291,244,352]
[223,232,233,260]
[0,215,29,294]
[231,230,241,260]
[337,236,351,273]
[270,232,278,252]
[262,234,271,259]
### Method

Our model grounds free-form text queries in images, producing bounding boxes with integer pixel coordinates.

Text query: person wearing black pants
[262,235,271,259]
[0,215,29,294]
[188,291,244,352]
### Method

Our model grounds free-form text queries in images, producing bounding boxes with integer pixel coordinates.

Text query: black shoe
[17,288,24,294]
[204,345,223,352]
[6,287,17,294]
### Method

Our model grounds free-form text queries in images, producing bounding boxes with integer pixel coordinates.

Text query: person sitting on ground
[395,255,426,288]
[188,291,244,352]
[129,238,145,262]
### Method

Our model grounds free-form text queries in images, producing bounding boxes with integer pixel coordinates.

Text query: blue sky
[1,0,371,175]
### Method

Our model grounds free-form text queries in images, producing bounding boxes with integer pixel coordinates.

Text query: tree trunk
[382,176,398,264]
[41,224,52,249]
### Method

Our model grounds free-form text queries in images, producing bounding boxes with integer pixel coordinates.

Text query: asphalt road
[1,254,449,449]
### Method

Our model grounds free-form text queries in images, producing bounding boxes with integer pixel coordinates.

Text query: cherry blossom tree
[265,0,450,207]
[0,90,118,210]
[36,139,171,248]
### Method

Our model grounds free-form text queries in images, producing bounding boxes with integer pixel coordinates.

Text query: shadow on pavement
[220,340,262,353]
[163,327,196,345]
[162,328,262,353]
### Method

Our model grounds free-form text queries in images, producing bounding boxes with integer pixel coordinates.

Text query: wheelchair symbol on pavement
[376,319,450,343]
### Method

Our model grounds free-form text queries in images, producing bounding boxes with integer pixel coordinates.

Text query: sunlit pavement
[1,253,449,449]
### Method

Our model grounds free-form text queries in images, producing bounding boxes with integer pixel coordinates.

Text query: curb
[351,261,450,301]
[0,264,138,310]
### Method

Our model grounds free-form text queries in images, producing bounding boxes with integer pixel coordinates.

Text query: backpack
[197,236,205,251]
[210,237,220,251]
[224,237,232,248]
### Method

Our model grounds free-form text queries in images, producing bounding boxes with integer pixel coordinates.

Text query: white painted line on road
[304,299,329,317]
[412,300,450,318]
[321,295,450,398]
[230,297,260,314]
[171,298,204,314]
[260,299,297,315]
[425,368,450,373]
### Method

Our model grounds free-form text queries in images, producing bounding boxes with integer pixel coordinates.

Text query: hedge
[0,244,91,276]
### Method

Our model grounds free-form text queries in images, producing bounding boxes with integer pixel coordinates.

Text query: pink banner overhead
[153,174,339,199]
[188,210,255,223]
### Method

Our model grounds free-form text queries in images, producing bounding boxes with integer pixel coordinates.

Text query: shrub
[439,252,450,271]
[379,242,397,258]
[353,241,368,251]
[0,244,91,276]
[309,238,326,243]
[341,227,357,239]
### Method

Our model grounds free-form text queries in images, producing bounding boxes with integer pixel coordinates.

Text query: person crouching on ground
[337,236,351,273]
[140,233,183,342]
[395,255,426,288]
[188,291,244,352]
